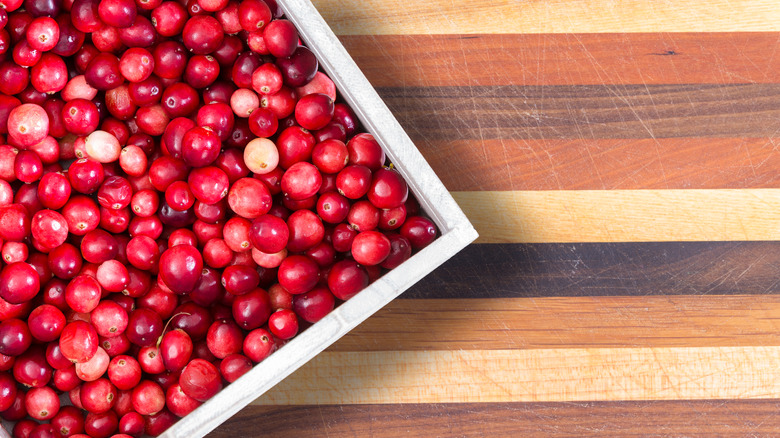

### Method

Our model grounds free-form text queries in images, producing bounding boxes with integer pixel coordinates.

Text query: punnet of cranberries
[0,0,441,436]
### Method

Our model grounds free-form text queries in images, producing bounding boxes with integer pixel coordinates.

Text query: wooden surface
[211,1,780,436]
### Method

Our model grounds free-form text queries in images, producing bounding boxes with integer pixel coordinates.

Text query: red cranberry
[281,161,322,200]
[0,318,32,356]
[179,358,222,402]
[182,15,223,55]
[80,378,117,414]
[27,304,65,343]
[125,308,162,347]
[293,287,335,323]
[327,260,369,300]
[219,353,252,383]
[131,380,164,416]
[0,262,40,304]
[336,164,372,199]
[8,103,48,147]
[151,1,186,37]
[31,53,67,94]
[263,19,297,58]
[242,328,274,363]
[227,177,272,219]
[59,320,98,363]
[400,216,437,249]
[294,93,334,130]
[278,254,319,294]
[158,244,203,294]
[231,288,271,330]
[286,209,324,253]
[98,0,137,29]
[184,54,219,89]
[347,133,386,170]
[268,308,298,340]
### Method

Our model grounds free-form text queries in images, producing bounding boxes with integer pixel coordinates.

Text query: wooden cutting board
[211,0,780,435]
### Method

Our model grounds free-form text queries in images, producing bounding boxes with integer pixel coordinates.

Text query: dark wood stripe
[377,84,780,140]
[421,138,780,191]
[214,401,780,437]
[343,33,780,87]
[402,242,780,298]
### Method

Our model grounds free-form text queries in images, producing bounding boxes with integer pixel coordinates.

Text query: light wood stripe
[315,0,780,35]
[255,347,780,404]
[343,34,780,87]
[424,138,780,191]
[454,189,780,243]
[330,296,780,351]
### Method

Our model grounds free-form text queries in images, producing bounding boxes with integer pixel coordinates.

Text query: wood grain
[405,242,780,298]
[254,347,780,404]
[329,296,780,351]
[313,0,780,35]
[216,401,780,437]
[455,190,780,243]
[378,84,780,141]
[343,33,780,87]
[420,138,780,191]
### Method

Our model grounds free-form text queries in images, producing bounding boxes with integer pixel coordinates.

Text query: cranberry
[249,214,288,254]
[400,216,437,249]
[295,71,337,101]
[31,53,68,94]
[158,245,203,294]
[286,209,324,252]
[27,304,65,343]
[162,82,199,118]
[181,126,220,168]
[243,138,279,177]
[282,161,322,200]
[231,288,271,330]
[293,287,335,323]
[51,406,85,437]
[0,262,40,304]
[227,177,272,219]
[8,103,49,147]
[131,380,164,415]
[219,353,252,383]
[179,358,221,402]
[75,346,110,381]
[268,308,298,340]
[151,1,186,37]
[347,133,386,170]
[98,0,137,28]
[294,93,334,130]
[0,318,32,356]
[276,46,318,88]
[182,15,223,55]
[119,412,144,436]
[327,260,368,300]
[13,152,40,185]
[380,234,412,269]
[128,76,163,107]
[59,320,98,363]
[278,254,319,294]
[187,166,228,204]
[80,378,117,414]
[242,328,274,363]
[221,265,260,296]
[231,51,262,89]
[312,139,348,174]
[335,165,371,200]
[90,300,128,339]
[263,19,297,58]
[125,308,162,347]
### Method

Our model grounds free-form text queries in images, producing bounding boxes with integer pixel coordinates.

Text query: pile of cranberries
[0,0,439,436]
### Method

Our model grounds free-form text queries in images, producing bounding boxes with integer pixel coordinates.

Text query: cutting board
[211,0,780,435]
